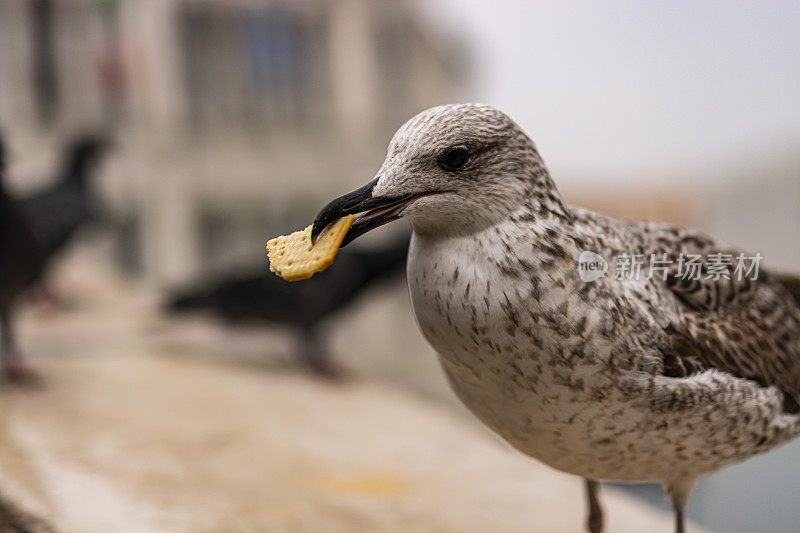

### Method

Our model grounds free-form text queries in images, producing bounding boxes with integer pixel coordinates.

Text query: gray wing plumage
[634,222,800,413]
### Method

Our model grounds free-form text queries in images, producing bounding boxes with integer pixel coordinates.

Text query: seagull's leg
[299,326,342,380]
[664,478,695,533]
[673,504,685,533]
[584,479,603,533]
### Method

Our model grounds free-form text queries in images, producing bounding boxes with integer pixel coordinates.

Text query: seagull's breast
[406,223,596,377]
[406,226,621,472]
[406,223,692,480]
[407,229,522,367]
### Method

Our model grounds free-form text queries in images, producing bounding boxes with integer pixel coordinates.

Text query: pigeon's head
[62,133,114,185]
[313,103,557,246]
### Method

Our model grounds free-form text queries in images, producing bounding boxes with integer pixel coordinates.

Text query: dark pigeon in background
[18,135,110,280]
[167,232,411,378]
[0,133,42,383]
[0,133,109,384]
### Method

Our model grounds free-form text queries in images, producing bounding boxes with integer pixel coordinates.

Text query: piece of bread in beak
[266,215,355,281]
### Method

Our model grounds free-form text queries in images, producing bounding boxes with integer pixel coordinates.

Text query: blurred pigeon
[18,134,110,278]
[167,233,410,378]
[0,134,42,383]
[0,134,109,384]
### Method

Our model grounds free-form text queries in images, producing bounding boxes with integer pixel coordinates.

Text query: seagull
[310,103,800,533]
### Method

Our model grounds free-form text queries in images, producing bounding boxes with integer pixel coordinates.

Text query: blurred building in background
[0,0,465,284]
[1,2,799,532]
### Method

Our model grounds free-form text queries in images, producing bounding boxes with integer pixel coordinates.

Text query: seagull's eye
[438,146,470,171]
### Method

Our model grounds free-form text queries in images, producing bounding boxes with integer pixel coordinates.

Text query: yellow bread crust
[266,215,355,281]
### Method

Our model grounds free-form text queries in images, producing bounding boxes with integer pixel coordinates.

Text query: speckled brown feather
[610,221,800,414]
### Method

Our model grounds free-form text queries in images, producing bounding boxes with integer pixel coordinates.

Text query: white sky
[418,1,800,187]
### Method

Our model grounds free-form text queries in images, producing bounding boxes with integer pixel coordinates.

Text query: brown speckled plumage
[320,103,800,533]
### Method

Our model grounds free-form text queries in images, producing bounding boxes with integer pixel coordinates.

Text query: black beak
[312,178,422,247]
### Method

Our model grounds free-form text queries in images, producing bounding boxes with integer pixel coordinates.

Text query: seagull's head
[313,103,558,246]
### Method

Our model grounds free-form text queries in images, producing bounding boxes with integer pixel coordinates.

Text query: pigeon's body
[18,136,107,279]
[0,135,108,384]
[0,184,41,302]
[0,138,42,383]
[311,103,800,531]
[169,234,410,376]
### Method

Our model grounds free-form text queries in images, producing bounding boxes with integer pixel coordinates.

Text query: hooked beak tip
[310,226,322,245]
[311,206,338,245]
[310,178,379,246]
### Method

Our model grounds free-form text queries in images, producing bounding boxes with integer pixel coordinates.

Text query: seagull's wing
[637,224,800,412]
[772,271,800,307]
